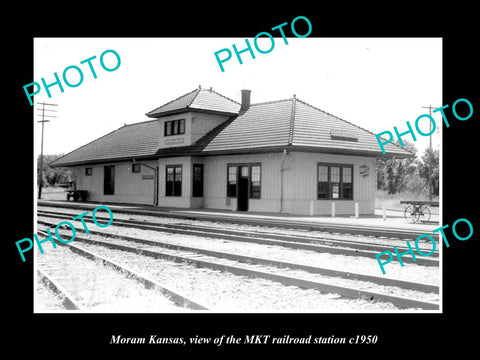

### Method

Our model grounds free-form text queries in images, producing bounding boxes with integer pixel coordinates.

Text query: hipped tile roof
[145,86,240,117]
[50,88,412,167]
[50,120,162,166]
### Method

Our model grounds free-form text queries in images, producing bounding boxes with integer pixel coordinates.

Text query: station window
[317,165,328,199]
[85,167,92,176]
[164,119,185,136]
[250,165,261,199]
[317,163,353,200]
[132,164,141,173]
[227,165,237,197]
[166,165,182,196]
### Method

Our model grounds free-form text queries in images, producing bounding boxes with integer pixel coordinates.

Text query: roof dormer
[146,86,240,118]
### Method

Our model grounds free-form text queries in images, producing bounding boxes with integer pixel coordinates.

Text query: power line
[37,102,58,199]
[421,105,439,150]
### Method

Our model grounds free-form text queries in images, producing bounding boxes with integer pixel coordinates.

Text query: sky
[33,37,442,158]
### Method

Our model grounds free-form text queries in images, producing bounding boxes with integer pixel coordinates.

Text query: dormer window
[164,119,185,136]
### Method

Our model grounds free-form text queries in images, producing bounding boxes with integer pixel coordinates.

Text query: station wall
[72,159,158,205]
[282,152,376,215]
[71,151,376,215]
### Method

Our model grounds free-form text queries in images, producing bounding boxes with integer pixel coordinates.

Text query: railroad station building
[50,86,411,215]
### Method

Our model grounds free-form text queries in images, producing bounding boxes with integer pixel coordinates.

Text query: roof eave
[50,144,413,166]
[146,107,239,118]
[49,154,160,168]
[154,145,289,158]
[157,144,413,158]
[287,146,413,158]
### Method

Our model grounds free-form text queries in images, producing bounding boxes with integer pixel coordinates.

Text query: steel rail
[37,212,439,266]
[37,201,439,241]
[44,227,439,310]
[38,208,440,255]
[37,267,83,310]
[38,219,439,294]
[37,230,208,311]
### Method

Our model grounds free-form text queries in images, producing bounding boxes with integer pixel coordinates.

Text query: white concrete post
[382,204,387,221]
[331,202,335,217]
[355,202,359,219]
[309,200,314,216]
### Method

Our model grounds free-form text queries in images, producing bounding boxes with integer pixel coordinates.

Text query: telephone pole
[421,105,438,150]
[37,102,57,199]
[421,105,439,201]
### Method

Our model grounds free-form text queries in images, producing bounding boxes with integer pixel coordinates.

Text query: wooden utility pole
[37,102,57,199]
[421,105,438,201]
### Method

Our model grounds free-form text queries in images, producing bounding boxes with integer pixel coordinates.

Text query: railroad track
[37,216,438,292]
[37,217,439,311]
[37,267,83,310]
[37,209,439,267]
[37,201,439,241]
[36,229,208,311]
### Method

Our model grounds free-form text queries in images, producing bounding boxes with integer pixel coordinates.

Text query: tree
[37,154,71,186]
[376,139,419,194]
[395,160,405,193]
[385,160,396,194]
[419,148,439,198]
[376,159,386,191]
[405,167,426,196]
[396,139,418,159]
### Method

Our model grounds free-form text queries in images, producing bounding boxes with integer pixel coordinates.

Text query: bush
[405,170,427,197]
[37,154,71,186]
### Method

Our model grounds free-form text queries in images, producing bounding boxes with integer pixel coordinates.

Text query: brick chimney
[239,89,251,115]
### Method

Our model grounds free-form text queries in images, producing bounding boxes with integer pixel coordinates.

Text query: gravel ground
[36,207,440,311]
[69,232,434,312]
[73,240,407,312]
[36,279,68,311]
[35,245,186,312]
[84,224,440,287]
[78,231,438,303]
[37,209,440,285]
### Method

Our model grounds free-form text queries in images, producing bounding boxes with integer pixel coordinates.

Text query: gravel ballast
[36,245,185,312]
[37,211,440,286]
[36,208,440,312]
[87,224,440,286]
[71,237,430,312]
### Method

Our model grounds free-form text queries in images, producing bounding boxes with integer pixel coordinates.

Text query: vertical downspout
[155,166,159,206]
[280,149,287,213]
[280,94,296,213]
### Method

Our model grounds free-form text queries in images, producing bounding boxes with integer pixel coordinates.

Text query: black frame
[85,167,92,176]
[249,165,261,199]
[132,164,141,173]
[165,165,182,196]
[227,165,237,197]
[164,119,186,136]
[226,163,261,199]
[317,163,353,200]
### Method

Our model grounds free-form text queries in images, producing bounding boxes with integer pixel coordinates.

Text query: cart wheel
[404,205,420,223]
[73,192,80,201]
[419,205,431,222]
[80,192,87,201]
